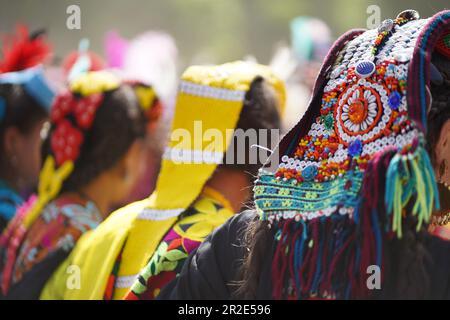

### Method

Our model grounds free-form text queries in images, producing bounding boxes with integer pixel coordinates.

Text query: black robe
[159,211,450,300]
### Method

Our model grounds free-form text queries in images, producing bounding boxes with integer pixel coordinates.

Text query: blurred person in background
[0,26,55,233]
[271,16,332,133]
[104,30,178,204]
[0,70,161,299]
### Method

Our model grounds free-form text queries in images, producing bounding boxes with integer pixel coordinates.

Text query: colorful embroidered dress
[0,195,102,298]
[0,180,23,233]
[115,187,234,300]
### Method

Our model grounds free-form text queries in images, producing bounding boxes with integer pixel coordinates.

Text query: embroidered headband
[253,10,450,299]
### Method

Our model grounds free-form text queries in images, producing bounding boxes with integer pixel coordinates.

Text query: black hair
[222,77,281,179]
[0,84,49,173]
[41,85,146,193]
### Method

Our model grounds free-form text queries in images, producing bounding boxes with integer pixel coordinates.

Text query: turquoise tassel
[385,146,440,238]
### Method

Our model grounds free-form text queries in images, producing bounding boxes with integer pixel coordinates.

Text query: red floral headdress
[50,91,103,166]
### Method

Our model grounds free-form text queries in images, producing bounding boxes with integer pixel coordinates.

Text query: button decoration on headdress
[355,10,419,79]
[51,119,84,166]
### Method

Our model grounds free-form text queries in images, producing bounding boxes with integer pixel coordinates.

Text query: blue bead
[302,165,318,181]
[388,91,402,110]
[348,139,363,157]
[355,60,376,78]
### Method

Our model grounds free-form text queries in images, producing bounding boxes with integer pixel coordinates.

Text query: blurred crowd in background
[0,1,449,301]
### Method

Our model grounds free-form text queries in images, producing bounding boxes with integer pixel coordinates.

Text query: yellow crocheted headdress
[149,60,285,213]
[119,60,285,284]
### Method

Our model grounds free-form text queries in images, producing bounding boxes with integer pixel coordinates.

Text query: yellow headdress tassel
[132,83,163,131]
[23,156,74,228]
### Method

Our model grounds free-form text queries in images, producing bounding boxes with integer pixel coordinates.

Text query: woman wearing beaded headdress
[0,26,55,233]
[157,10,450,300]
[0,71,162,299]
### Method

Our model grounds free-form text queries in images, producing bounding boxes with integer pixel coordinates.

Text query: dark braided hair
[41,85,146,193]
[222,77,281,180]
[233,213,272,299]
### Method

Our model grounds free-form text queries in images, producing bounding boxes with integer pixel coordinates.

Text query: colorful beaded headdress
[254,10,450,299]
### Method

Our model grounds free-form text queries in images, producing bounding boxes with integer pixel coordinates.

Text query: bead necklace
[440,181,450,192]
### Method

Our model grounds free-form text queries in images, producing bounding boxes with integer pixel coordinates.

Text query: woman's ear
[121,139,146,186]
[3,126,20,163]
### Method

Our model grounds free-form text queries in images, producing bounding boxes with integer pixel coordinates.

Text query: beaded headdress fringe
[270,142,438,299]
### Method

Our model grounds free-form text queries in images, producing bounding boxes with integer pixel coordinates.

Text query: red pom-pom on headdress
[0,25,52,73]
[50,90,104,166]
